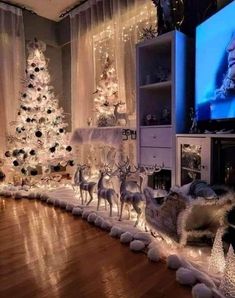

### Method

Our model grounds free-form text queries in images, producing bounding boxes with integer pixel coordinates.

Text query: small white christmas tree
[4,39,74,177]
[220,245,235,298]
[94,54,125,126]
[208,227,226,273]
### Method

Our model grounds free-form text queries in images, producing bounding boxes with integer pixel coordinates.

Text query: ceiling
[4,0,86,21]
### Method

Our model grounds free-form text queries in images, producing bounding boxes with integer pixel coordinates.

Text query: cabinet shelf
[181,166,201,173]
[140,125,172,129]
[139,80,171,90]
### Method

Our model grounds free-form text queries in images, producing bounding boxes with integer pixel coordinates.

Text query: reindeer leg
[86,191,93,206]
[133,204,142,227]
[97,195,101,211]
[119,201,124,221]
[107,198,112,217]
[85,191,88,204]
[104,199,107,211]
[116,196,119,217]
[80,187,84,205]
[128,205,131,220]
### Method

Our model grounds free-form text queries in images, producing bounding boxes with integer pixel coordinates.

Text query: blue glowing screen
[196,1,235,121]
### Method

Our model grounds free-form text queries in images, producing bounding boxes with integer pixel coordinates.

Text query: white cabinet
[176,135,211,186]
[136,31,193,189]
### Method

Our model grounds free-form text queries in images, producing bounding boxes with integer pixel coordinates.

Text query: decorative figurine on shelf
[145,114,158,126]
[189,107,198,134]
[160,107,171,124]
[152,0,184,35]
[154,65,170,82]
[87,117,92,127]
[140,25,158,41]
[113,102,127,126]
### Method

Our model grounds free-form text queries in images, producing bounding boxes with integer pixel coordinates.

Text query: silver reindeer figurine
[74,164,96,205]
[113,102,127,126]
[97,164,119,217]
[117,158,145,227]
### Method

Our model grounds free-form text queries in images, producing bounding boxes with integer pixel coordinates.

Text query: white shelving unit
[136,30,193,189]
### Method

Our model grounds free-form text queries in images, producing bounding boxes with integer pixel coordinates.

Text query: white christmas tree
[208,228,226,274]
[220,245,235,297]
[94,54,124,126]
[4,39,74,177]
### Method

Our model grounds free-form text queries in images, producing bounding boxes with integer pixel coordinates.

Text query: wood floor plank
[0,198,191,298]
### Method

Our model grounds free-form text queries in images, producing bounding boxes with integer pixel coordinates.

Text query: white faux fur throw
[71,127,123,147]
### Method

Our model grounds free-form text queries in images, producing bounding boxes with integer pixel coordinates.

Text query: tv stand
[176,134,235,187]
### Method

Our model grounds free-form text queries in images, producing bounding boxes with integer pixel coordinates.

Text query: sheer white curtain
[0,3,25,154]
[70,0,157,129]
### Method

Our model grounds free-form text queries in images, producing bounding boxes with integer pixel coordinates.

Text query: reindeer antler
[141,163,164,174]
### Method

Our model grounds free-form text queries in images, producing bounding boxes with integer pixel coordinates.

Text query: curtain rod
[59,0,88,18]
[0,0,37,15]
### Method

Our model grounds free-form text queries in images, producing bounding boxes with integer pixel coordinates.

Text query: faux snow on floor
[0,184,226,297]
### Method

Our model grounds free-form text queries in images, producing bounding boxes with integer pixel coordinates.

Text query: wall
[23,11,71,130]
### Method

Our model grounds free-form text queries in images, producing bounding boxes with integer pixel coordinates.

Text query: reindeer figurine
[117,159,145,227]
[73,164,96,205]
[97,165,119,217]
[139,164,164,192]
[113,102,127,126]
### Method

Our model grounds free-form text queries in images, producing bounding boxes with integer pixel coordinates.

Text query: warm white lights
[208,228,226,274]
[220,245,235,297]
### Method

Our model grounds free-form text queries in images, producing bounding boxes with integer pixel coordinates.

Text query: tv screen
[196,2,235,122]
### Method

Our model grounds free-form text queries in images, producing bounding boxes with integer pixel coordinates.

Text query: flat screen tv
[196,1,235,129]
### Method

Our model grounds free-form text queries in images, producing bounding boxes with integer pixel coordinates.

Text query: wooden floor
[0,198,191,298]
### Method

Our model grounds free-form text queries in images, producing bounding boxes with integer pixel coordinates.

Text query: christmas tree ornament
[30,74,35,79]
[26,118,31,123]
[59,128,64,133]
[28,83,34,88]
[12,149,19,157]
[16,127,21,133]
[53,165,60,172]
[49,147,56,153]
[31,63,36,67]
[5,151,11,157]
[29,149,36,156]
[47,109,52,114]
[68,160,74,166]
[66,146,72,152]
[31,169,38,176]
[21,168,26,175]
[22,93,27,98]
[13,160,19,166]
[39,117,45,123]
[19,149,25,154]
[34,67,40,72]
[35,131,42,138]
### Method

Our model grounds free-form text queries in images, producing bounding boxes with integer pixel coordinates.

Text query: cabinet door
[140,147,172,168]
[140,127,172,147]
[176,137,211,186]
